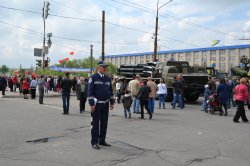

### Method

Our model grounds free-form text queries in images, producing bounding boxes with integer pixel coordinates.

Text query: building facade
[105,44,250,72]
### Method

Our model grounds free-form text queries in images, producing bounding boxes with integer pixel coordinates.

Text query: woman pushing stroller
[217,78,230,116]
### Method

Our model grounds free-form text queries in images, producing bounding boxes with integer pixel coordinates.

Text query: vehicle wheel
[185,94,200,102]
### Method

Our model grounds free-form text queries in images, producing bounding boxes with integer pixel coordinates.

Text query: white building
[105,44,250,72]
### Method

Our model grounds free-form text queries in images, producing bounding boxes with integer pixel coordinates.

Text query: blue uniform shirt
[88,73,115,106]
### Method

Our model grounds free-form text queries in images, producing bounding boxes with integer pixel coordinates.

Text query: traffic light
[36,60,42,68]
[43,1,50,19]
[44,60,48,67]
[44,57,50,68]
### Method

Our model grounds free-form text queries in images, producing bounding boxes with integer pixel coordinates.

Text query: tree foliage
[35,57,118,77]
[0,65,9,74]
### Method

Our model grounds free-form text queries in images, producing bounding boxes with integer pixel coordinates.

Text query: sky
[0,0,250,68]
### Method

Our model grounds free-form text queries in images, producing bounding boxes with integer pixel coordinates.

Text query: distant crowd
[0,73,249,123]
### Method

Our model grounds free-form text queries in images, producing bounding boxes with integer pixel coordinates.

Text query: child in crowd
[121,91,133,118]
[202,84,211,112]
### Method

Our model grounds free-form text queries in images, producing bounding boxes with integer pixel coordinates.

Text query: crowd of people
[202,76,249,123]
[113,74,169,120]
[0,73,88,114]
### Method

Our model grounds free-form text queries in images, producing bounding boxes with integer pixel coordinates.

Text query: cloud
[0,0,250,68]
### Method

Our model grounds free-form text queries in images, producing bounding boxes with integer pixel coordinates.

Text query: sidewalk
[3,90,66,98]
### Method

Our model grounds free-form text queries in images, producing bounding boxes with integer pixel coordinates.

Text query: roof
[105,44,250,58]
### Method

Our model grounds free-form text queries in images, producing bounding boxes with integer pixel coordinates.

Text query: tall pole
[102,10,105,61]
[43,17,46,70]
[90,45,93,74]
[153,10,159,62]
[42,1,46,70]
[153,0,173,62]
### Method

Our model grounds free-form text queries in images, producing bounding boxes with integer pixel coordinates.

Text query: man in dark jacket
[136,80,152,119]
[61,72,72,114]
[172,75,183,109]
[0,74,7,97]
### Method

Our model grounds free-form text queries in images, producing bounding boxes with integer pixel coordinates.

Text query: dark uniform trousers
[39,88,44,104]
[91,102,109,145]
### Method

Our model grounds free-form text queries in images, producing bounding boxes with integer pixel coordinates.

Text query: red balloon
[59,60,63,64]
[25,71,29,75]
[70,51,74,55]
[65,57,69,61]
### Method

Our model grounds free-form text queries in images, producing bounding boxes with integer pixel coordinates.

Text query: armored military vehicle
[118,60,209,102]
[156,61,209,102]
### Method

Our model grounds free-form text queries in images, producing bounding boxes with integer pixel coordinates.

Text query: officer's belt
[97,99,110,104]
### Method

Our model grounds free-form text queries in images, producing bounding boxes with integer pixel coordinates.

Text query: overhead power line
[0,19,153,45]
[108,0,234,37]
[0,4,199,47]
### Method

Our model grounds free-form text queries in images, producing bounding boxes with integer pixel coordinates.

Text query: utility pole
[153,8,159,62]
[153,0,173,62]
[90,45,93,74]
[42,1,50,70]
[102,11,105,61]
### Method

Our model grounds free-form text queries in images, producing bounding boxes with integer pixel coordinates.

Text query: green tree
[43,57,118,76]
[0,65,9,74]
[107,62,118,75]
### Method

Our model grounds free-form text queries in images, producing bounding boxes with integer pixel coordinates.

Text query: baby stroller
[206,94,221,114]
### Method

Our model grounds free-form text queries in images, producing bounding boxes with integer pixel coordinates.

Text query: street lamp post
[90,45,93,75]
[153,0,173,62]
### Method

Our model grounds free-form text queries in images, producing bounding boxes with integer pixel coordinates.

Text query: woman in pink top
[233,78,249,123]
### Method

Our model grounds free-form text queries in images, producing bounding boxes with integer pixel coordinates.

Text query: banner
[50,66,95,73]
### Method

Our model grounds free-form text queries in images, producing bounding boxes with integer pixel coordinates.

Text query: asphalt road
[0,95,250,166]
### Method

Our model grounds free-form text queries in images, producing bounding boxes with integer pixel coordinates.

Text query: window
[202,58,207,62]
[230,56,235,61]
[229,49,235,55]
[186,52,191,57]
[219,57,225,61]
[164,54,168,61]
[219,63,225,68]
[146,55,150,62]
[240,48,246,55]
[230,63,236,67]
[186,52,191,62]
[194,51,199,57]
[140,56,144,64]
[219,50,225,55]
[211,57,216,61]
[129,56,132,64]
[202,51,207,56]
[210,50,216,56]
[178,53,183,61]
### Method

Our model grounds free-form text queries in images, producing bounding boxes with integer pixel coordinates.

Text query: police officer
[88,61,115,150]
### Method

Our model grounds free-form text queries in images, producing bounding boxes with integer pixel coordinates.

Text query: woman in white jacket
[157,78,167,109]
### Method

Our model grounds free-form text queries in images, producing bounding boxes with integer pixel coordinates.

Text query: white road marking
[44,105,63,110]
